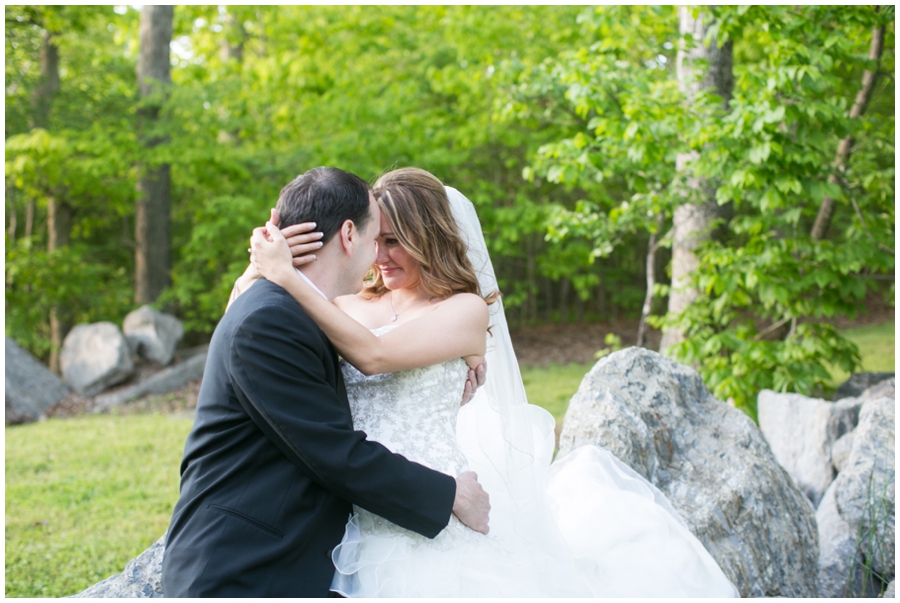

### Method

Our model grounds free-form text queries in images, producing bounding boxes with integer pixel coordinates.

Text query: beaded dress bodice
[341,326,470,477]
[339,325,476,545]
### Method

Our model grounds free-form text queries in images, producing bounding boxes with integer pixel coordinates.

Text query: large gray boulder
[558,347,819,598]
[835,372,894,400]
[830,431,855,473]
[833,396,894,592]
[858,376,895,402]
[757,390,860,507]
[94,348,207,409]
[816,480,876,597]
[5,337,71,424]
[60,322,135,397]
[71,534,164,597]
[123,306,184,366]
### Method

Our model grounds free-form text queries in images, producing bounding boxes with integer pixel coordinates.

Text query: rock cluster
[5,337,71,425]
[60,322,135,397]
[123,306,185,366]
[759,378,895,597]
[757,391,859,507]
[558,347,818,598]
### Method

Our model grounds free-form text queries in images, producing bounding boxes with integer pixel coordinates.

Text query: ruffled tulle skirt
[330,399,739,597]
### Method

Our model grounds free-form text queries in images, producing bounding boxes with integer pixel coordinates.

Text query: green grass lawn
[521,362,594,423]
[827,321,896,387]
[5,415,192,598]
[5,320,893,597]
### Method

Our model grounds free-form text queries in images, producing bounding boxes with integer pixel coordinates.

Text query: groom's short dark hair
[276,167,372,244]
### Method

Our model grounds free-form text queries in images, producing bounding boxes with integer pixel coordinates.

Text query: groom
[162,167,490,597]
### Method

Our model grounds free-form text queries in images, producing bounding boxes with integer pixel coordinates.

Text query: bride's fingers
[292,254,317,267]
[281,221,320,240]
[288,238,324,260]
[250,226,268,247]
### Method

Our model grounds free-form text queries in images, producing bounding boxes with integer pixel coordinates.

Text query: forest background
[5,5,895,419]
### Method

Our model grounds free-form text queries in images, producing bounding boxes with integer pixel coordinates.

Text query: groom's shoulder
[225,279,315,333]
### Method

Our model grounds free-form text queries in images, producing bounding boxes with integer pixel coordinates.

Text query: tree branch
[753,316,790,341]
[811,11,885,241]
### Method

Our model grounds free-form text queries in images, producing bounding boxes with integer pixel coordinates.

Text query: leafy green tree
[521,5,894,417]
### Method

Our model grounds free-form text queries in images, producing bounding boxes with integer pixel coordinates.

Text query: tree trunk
[32,29,59,130]
[810,16,886,241]
[574,290,584,323]
[558,278,570,324]
[34,27,72,372]
[25,199,35,240]
[659,7,733,354]
[217,9,245,145]
[543,275,553,323]
[135,5,174,305]
[637,213,665,348]
[525,234,537,323]
[7,184,17,242]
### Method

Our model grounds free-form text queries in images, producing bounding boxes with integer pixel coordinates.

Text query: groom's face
[344,192,381,294]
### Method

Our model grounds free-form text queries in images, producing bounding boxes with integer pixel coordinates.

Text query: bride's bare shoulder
[439,293,489,325]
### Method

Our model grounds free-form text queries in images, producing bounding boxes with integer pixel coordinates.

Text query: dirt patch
[510,320,659,367]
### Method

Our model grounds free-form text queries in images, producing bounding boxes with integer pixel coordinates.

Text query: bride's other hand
[461,360,487,406]
[452,471,490,535]
[250,221,298,287]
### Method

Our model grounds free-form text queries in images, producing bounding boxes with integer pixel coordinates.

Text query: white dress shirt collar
[294,268,328,300]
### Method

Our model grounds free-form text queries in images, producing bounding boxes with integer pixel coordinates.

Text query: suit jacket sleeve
[228,301,456,539]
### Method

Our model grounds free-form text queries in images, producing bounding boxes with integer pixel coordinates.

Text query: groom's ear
[337,219,355,256]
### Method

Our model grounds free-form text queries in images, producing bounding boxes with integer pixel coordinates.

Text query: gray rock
[859,377,895,402]
[885,579,895,598]
[123,306,184,366]
[557,347,819,598]
[60,323,135,397]
[833,396,895,590]
[835,372,894,401]
[5,337,71,424]
[94,348,207,409]
[758,390,860,507]
[71,534,164,597]
[831,431,855,474]
[817,480,869,597]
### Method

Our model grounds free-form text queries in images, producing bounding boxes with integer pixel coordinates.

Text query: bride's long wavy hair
[361,167,498,306]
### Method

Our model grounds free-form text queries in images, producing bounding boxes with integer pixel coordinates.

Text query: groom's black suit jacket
[162,279,456,597]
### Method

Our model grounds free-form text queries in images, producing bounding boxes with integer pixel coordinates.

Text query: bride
[247,167,738,597]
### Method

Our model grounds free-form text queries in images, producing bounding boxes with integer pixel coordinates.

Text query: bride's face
[375,213,421,291]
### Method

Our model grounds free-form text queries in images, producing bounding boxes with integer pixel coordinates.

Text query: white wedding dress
[328,186,739,598]
[329,329,738,598]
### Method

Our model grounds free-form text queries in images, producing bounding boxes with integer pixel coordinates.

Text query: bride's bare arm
[250,223,488,375]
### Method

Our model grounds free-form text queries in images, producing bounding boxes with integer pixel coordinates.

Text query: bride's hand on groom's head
[250,222,296,283]
[267,208,324,268]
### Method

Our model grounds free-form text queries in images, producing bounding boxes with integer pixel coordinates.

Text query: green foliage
[522,5,895,416]
[594,332,623,360]
[5,238,133,357]
[5,415,192,597]
[4,5,894,406]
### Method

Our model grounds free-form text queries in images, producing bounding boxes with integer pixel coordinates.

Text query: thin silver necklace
[388,291,431,322]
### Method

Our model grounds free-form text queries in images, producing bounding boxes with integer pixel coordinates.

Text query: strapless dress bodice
[341,325,470,478]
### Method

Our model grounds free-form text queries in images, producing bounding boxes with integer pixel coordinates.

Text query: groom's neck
[297,261,341,301]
